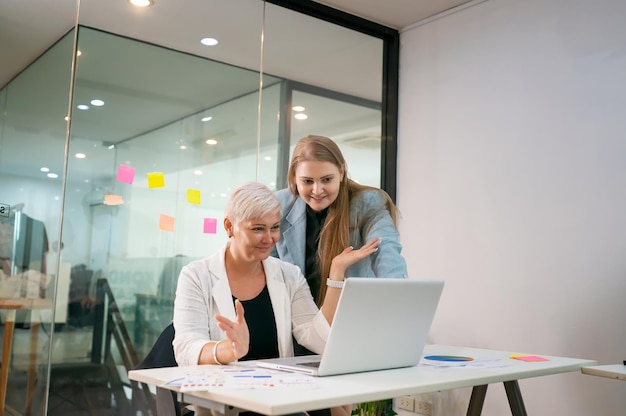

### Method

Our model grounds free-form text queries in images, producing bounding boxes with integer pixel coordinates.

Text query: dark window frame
[265,0,400,201]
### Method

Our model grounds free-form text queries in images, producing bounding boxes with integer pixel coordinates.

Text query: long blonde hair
[288,135,399,305]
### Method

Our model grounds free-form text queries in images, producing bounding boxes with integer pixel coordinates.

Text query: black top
[305,206,328,303]
[237,285,279,361]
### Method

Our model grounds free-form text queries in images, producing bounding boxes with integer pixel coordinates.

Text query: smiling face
[295,160,344,212]
[226,213,281,263]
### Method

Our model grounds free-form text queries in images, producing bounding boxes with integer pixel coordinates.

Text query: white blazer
[172,243,330,366]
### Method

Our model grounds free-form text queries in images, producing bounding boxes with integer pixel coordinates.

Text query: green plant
[351,399,397,416]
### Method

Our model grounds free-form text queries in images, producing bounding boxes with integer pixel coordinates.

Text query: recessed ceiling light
[294,113,308,120]
[77,104,89,110]
[129,0,153,7]
[264,156,272,161]
[90,99,104,106]
[193,170,203,175]
[292,105,305,112]
[180,145,187,150]
[200,37,219,46]
[47,173,59,179]
[75,153,86,159]
[201,116,213,122]
[205,139,218,145]
[40,167,50,172]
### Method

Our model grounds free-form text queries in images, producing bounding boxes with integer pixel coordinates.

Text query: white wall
[397,0,626,414]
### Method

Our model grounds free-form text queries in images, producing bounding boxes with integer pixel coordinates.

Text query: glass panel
[63,22,277,412]
[290,90,382,187]
[2,1,387,414]
[0,27,76,416]
[263,3,384,187]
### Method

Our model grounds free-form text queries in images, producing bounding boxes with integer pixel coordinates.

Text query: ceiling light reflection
[129,0,153,7]
[201,38,219,46]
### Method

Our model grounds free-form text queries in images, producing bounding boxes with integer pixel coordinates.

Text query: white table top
[581,364,626,381]
[128,344,596,415]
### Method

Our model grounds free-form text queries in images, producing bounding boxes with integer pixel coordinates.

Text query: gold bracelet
[326,278,344,289]
[213,339,224,365]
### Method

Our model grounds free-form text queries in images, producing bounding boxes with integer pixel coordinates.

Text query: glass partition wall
[0,1,394,414]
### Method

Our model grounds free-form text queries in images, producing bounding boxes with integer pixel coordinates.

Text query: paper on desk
[419,356,510,369]
[177,367,318,392]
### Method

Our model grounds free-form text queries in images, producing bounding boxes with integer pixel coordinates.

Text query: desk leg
[156,387,181,416]
[466,384,487,416]
[25,311,41,416]
[1,310,17,415]
[504,380,527,416]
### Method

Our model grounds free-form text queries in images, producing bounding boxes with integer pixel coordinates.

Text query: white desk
[581,364,626,381]
[128,345,596,416]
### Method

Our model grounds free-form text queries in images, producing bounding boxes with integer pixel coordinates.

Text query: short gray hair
[224,182,281,225]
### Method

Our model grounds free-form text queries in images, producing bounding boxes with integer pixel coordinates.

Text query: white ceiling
[315,0,472,29]
[0,0,472,89]
[0,0,471,186]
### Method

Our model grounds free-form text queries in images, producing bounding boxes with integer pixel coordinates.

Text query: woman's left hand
[215,299,250,361]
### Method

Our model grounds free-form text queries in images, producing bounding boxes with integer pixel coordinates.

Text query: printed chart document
[170,365,319,392]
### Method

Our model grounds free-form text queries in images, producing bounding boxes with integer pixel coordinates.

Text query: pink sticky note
[159,214,175,232]
[147,172,165,188]
[203,218,217,234]
[104,194,124,206]
[511,355,549,362]
[116,164,136,184]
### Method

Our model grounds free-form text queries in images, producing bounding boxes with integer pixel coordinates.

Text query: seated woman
[172,182,379,415]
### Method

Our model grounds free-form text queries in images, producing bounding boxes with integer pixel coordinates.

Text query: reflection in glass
[0,27,75,416]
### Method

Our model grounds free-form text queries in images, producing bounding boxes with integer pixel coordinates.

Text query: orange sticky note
[116,164,135,184]
[159,214,175,232]
[104,194,124,206]
[203,218,217,234]
[147,172,165,188]
[187,189,201,205]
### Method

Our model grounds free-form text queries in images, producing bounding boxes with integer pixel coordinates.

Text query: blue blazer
[272,188,408,279]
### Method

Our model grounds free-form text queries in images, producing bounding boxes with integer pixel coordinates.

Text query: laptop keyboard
[296,361,321,368]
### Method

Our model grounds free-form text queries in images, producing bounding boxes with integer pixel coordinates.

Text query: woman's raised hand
[329,237,381,278]
[214,299,250,362]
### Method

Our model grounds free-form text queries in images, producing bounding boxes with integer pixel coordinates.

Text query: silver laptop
[256,278,444,376]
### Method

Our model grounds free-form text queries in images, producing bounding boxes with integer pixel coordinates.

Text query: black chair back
[135,322,186,416]
[135,322,177,369]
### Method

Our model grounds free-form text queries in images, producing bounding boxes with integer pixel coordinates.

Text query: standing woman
[273,135,407,306]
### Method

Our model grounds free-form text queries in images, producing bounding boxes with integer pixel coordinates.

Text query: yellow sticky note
[159,214,175,232]
[104,194,124,206]
[147,172,165,188]
[187,189,201,205]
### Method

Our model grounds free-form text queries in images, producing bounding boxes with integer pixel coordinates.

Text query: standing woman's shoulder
[274,188,297,208]
[350,188,390,211]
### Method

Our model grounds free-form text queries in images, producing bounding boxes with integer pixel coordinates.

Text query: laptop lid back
[316,278,444,376]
